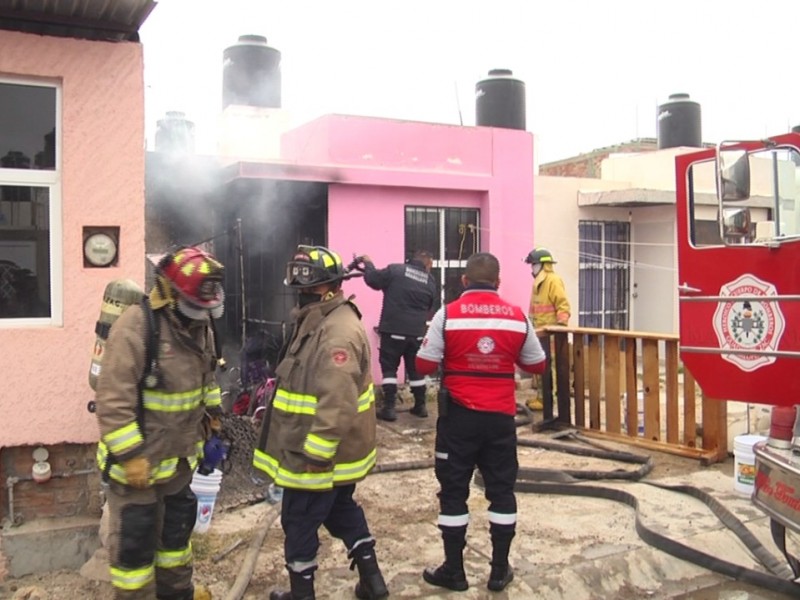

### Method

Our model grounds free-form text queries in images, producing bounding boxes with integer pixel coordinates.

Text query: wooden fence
[543,326,728,464]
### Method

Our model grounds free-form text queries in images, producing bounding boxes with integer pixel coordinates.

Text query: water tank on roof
[223,34,282,109]
[476,69,526,130]
[155,111,195,154]
[657,93,702,149]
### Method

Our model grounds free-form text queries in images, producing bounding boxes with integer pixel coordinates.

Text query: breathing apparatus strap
[139,297,160,434]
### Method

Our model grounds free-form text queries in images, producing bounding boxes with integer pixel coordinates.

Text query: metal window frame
[578,220,630,330]
[405,206,480,305]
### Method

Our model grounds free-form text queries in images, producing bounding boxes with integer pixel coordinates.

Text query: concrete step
[1,516,99,578]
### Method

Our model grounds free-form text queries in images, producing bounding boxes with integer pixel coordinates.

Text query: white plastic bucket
[733,434,766,496]
[190,469,223,533]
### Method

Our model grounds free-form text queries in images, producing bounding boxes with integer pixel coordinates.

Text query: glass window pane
[0,185,51,318]
[0,83,57,171]
[405,207,439,261]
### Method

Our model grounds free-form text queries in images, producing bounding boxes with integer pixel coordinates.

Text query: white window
[0,78,62,326]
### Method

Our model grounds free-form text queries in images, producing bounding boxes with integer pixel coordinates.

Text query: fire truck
[676,132,800,570]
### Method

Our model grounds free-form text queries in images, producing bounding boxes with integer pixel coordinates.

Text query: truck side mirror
[721,207,752,240]
[717,146,751,202]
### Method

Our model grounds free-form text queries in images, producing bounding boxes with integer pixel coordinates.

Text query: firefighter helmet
[159,246,224,309]
[525,247,556,265]
[284,245,345,288]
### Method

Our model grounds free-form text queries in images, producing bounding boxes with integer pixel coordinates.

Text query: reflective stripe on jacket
[529,266,571,327]
[94,304,220,486]
[253,292,377,490]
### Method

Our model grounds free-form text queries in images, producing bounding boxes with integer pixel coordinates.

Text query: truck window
[687,148,800,247]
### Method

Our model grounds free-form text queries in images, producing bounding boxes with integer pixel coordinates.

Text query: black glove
[346,255,365,272]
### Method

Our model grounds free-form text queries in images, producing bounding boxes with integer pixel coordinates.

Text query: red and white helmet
[159,246,224,309]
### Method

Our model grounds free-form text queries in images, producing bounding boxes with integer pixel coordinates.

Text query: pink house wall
[282,115,535,383]
[0,31,145,447]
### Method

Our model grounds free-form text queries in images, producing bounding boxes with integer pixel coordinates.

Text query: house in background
[534,94,791,337]
[148,50,535,386]
[0,1,155,578]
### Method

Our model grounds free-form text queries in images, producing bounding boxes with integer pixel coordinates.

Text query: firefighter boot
[194,584,213,600]
[422,527,469,592]
[269,568,315,600]
[351,541,389,599]
[409,386,428,418]
[377,384,397,422]
[487,523,515,592]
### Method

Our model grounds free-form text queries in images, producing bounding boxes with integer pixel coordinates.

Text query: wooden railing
[543,326,728,464]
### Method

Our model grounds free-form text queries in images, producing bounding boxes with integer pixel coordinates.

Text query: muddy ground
[2,390,797,600]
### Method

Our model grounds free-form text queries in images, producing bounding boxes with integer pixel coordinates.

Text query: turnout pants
[280,484,374,574]
[107,460,197,600]
[433,400,518,568]
[378,333,426,401]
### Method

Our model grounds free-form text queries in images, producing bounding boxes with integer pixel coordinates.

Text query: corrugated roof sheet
[0,0,157,42]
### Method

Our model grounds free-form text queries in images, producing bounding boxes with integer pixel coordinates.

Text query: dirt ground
[2,390,796,600]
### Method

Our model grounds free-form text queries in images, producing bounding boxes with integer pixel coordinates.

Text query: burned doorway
[215,179,328,359]
[404,206,480,305]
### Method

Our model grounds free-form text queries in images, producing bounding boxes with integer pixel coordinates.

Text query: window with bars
[578,220,630,329]
[405,206,480,304]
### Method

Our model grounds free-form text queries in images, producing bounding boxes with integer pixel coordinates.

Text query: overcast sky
[139,0,800,166]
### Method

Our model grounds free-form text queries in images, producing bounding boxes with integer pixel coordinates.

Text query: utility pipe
[5,468,96,528]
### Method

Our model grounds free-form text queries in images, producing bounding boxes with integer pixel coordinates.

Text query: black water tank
[154,111,195,154]
[657,93,702,149]
[223,35,281,109]
[476,69,526,130]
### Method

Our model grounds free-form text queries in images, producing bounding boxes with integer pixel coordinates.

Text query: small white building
[535,146,789,335]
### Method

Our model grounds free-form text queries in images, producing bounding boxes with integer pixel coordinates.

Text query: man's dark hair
[465,252,499,285]
[413,249,434,261]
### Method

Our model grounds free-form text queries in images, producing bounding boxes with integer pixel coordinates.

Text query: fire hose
[473,426,800,596]
[222,409,800,598]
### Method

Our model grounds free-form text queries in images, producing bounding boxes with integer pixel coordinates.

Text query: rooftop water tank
[475,69,526,130]
[154,111,195,154]
[223,34,282,109]
[657,93,702,149]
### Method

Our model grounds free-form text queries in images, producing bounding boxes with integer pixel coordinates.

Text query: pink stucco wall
[285,116,535,382]
[0,31,145,446]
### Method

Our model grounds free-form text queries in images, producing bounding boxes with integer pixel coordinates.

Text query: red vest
[443,290,529,415]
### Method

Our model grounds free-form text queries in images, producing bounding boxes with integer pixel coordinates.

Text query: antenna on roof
[454,81,464,126]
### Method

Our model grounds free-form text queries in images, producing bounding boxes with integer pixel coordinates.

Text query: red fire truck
[676,133,800,568]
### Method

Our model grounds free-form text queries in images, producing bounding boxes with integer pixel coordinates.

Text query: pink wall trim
[0,31,145,446]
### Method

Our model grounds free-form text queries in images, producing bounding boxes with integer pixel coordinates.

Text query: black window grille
[578,220,630,329]
[405,206,479,304]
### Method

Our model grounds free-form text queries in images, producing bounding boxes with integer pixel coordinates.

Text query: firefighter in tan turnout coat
[94,247,224,600]
[253,245,388,600]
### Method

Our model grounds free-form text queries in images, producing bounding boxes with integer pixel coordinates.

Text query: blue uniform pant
[280,484,373,573]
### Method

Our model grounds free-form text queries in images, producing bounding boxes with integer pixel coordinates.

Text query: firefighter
[358,250,439,421]
[416,252,546,592]
[524,247,571,417]
[94,246,225,600]
[254,245,389,600]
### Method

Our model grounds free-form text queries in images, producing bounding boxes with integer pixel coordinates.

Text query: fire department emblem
[712,274,785,372]
[477,336,495,354]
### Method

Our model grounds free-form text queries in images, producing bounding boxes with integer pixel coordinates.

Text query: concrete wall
[535,175,680,334]
[288,117,536,382]
[0,31,145,447]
